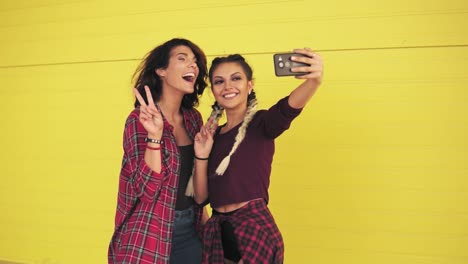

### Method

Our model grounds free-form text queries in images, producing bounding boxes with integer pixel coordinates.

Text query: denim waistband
[175,207,194,219]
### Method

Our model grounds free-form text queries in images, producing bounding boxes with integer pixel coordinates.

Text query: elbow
[132,171,165,203]
[139,192,160,203]
[194,193,208,205]
[135,184,162,203]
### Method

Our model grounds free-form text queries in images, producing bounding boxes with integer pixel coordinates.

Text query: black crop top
[175,144,195,210]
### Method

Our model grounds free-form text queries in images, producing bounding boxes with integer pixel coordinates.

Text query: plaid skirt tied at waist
[202,199,284,264]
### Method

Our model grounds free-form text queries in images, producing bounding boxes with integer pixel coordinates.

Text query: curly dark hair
[132,38,207,109]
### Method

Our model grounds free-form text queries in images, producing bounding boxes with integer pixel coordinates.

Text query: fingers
[139,106,153,122]
[291,50,322,66]
[207,115,220,131]
[201,126,210,137]
[294,71,323,80]
[194,132,202,142]
[134,86,161,120]
[138,97,161,127]
[292,64,321,74]
[209,123,218,136]
[207,114,217,127]
[147,106,161,118]
[293,48,313,57]
[290,48,323,80]
[133,88,147,107]
[207,116,215,129]
[294,64,323,80]
[203,117,218,137]
[144,85,155,107]
[200,124,216,140]
[133,86,158,109]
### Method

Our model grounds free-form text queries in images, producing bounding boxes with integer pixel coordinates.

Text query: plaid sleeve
[122,110,169,204]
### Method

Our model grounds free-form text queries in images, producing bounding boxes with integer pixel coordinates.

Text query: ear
[156,68,166,77]
[247,80,253,94]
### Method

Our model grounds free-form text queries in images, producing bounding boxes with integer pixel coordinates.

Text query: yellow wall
[1,0,467,263]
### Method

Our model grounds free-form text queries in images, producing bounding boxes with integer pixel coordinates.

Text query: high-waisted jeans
[170,206,202,264]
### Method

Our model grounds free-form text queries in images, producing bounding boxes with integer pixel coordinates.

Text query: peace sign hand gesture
[194,116,218,159]
[133,85,163,138]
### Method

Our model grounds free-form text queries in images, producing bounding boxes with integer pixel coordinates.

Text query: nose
[224,80,234,90]
[189,59,198,69]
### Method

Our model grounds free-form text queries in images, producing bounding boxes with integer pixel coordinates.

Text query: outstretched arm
[288,48,324,109]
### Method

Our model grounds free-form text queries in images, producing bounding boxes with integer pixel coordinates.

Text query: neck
[224,107,247,131]
[158,90,184,121]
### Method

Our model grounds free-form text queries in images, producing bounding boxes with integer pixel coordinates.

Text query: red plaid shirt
[108,106,204,264]
[202,199,284,264]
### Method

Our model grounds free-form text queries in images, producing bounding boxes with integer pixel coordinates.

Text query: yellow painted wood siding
[1,1,467,263]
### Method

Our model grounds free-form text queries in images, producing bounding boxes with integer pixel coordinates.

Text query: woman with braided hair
[194,49,324,263]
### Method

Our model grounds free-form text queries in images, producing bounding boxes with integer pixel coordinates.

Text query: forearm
[123,107,167,202]
[193,159,209,204]
[143,132,163,173]
[288,79,319,109]
[128,130,166,202]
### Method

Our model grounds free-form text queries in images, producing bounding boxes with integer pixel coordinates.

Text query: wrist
[146,145,161,151]
[195,155,209,160]
[148,131,162,139]
[145,137,164,145]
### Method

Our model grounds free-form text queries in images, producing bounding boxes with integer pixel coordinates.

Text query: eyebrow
[174,52,197,62]
[214,72,241,78]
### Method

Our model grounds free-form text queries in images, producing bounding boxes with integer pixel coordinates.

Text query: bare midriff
[213,198,262,213]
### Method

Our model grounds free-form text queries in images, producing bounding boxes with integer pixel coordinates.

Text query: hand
[291,48,324,85]
[194,116,218,159]
[133,86,163,137]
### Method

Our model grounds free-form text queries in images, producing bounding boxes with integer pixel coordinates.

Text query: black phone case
[273,53,310,77]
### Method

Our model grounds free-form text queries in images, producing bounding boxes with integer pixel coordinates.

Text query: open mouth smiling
[182,72,196,82]
[223,93,238,99]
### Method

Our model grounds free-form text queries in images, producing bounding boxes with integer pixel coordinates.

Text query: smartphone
[273,53,311,77]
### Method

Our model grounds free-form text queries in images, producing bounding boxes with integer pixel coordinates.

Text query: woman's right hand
[133,86,163,138]
[194,116,218,159]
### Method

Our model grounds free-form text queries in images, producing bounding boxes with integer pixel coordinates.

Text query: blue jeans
[170,207,202,264]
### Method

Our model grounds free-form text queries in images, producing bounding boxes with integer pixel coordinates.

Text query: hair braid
[215,98,258,175]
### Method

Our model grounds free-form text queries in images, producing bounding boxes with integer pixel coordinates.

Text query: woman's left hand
[291,48,324,86]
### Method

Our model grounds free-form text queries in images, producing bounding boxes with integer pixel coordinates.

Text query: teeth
[183,73,195,77]
[223,93,237,98]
